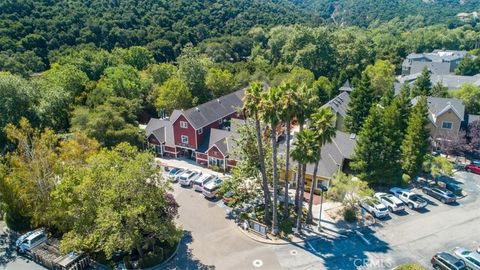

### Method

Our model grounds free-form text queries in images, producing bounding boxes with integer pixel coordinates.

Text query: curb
[235,223,344,245]
[148,232,184,270]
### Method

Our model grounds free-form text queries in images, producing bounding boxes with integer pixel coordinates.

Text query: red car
[466,164,480,174]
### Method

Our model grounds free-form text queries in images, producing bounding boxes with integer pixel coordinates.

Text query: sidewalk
[155,157,227,178]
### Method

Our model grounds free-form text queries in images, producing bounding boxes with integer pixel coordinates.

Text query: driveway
[0,221,46,270]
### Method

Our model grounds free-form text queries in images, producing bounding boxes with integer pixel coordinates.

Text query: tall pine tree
[344,73,375,134]
[401,96,430,177]
[381,97,406,184]
[350,105,386,185]
[411,66,432,98]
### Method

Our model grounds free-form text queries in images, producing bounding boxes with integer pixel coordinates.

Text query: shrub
[343,207,357,222]
[395,263,426,270]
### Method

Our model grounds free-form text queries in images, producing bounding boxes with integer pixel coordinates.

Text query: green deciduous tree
[178,44,210,103]
[364,59,395,97]
[205,68,235,97]
[401,96,430,178]
[112,46,154,70]
[146,63,178,86]
[452,83,480,114]
[344,73,375,134]
[88,65,145,106]
[52,143,181,258]
[71,97,143,148]
[0,72,38,147]
[154,77,193,114]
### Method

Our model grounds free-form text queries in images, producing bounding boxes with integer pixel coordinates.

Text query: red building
[145,89,244,171]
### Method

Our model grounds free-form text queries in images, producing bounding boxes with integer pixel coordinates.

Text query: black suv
[422,186,456,204]
[431,252,467,270]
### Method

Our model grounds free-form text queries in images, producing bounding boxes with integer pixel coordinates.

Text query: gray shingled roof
[302,130,357,179]
[339,80,353,92]
[410,62,451,75]
[406,50,467,62]
[431,74,480,90]
[207,119,245,157]
[324,92,350,118]
[179,89,245,130]
[411,96,465,122]
[145,118,175,146]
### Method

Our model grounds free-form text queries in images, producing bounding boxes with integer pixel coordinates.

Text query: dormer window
[441,121,453,129]
[180,121,188,129]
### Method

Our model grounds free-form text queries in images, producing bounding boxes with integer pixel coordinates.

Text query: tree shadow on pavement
[162,231,215,270]
[288,225,391,270]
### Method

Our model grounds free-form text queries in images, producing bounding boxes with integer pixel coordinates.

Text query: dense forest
[1,0,480,76]
[295,0,480,27]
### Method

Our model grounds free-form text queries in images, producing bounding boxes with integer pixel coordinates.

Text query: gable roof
[145,118,175,146]
[411,96,465,123]
[205,119,245,158]
[324,91,350,118]
[339,80,353,92]
[174,89,245,130]
[410,61,451,75]
[301,130,357,180]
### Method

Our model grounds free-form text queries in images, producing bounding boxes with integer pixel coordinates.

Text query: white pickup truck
[389,187,428,209]
[359,197,389,218]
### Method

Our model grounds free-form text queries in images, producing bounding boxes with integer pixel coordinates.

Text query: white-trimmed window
[181,135,189,144]
[198,128,203,134]
[441,121,453,129]
[180,121,188,129]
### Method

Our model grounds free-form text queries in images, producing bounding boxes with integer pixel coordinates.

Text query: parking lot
[165,157,480,270]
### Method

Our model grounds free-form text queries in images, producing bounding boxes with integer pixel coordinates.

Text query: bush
[395,263,426,270]
[343,207,357,222]
[5,210,31,232]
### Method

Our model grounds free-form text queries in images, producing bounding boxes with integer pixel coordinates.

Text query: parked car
[422,186,456,204]
[359,197,389,218]
[166,168,184,182]
[15,229,47,254]
[437,176,463,197]
[178,170,201,187]
[453,247,480,270]
[374,192,405,212]
[223,191,235,204]
[389,187,428,209]
[202,178,224,199]
[431,252,467,270]
[193,174,214,192]
[466,163,480,175]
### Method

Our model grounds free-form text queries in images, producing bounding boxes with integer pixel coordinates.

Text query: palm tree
[243,82,270,225]
[306,107,337,224]
[291,129,319,233]
[260,86,282,235]
[292,85,319,210]
[278,83,296,219]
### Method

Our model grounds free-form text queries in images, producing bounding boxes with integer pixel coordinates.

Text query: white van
[202,178,224,198]
[193,174,214,192]
[178,170,202,187]
[15,229,47,253]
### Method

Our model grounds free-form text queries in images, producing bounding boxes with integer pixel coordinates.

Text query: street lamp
[317,185,328,232]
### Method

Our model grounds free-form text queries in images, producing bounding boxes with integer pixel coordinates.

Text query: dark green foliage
[411,67,432,98]
[71,97,143,148]
[431,82,450,98]
[350,106,386,184]
[455,49,480,76]
[344,74,375,134]
[401,96,430,177]
[343,207,357,222]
